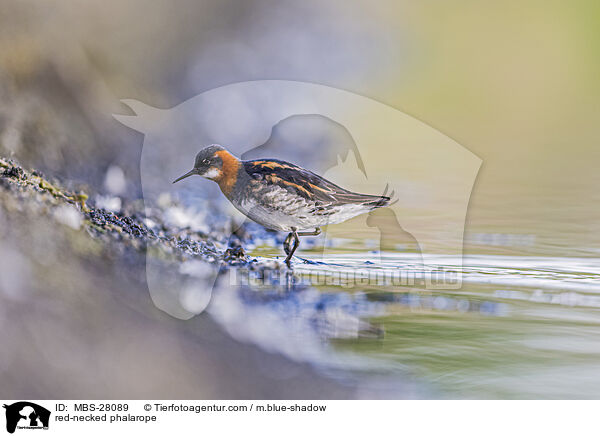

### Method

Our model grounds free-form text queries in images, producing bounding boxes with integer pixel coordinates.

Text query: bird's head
[173,144,227,183]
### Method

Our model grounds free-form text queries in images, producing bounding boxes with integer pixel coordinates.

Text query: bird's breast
[213,150,241,197]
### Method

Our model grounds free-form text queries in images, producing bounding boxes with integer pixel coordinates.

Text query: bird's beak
[173,169,197,184]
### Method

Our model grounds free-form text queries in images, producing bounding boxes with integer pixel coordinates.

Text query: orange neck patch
[214,150,240,197]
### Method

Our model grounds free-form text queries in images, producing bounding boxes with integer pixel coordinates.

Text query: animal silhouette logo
[3,402,50,433]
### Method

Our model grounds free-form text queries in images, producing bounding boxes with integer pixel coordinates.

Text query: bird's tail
[364,184,397,208]
[339,184,396,208]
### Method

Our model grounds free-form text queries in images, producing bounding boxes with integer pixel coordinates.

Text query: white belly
[230,195,370,232]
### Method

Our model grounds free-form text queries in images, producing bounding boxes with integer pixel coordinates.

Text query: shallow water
[233,244,600,399]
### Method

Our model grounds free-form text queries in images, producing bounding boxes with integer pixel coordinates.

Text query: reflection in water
[203,249,600,399]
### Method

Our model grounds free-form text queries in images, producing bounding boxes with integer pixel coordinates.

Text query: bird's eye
[202,159,209,165]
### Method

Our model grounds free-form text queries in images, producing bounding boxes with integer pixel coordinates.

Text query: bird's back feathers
[243,159,390,208]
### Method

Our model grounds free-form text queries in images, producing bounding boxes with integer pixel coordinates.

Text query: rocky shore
[0,155,359,398]
[1,155,408,399]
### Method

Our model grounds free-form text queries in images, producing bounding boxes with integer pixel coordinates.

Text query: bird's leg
[283,228,321,267]
[297,227,321,237]
[283,232,295,255]
[284,228,300,267]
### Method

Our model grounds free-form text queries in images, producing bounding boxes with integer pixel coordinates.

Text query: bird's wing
[243,159,390,207]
